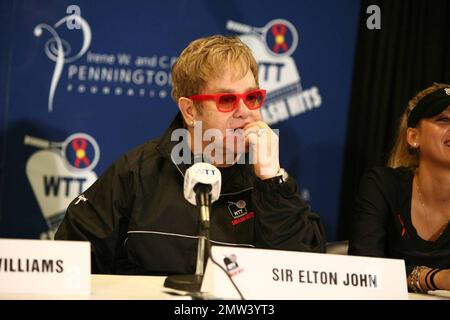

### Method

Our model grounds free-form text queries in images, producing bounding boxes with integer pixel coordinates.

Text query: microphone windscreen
[183,162,221,206]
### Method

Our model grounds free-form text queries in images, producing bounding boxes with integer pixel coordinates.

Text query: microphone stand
[163,184,211,293]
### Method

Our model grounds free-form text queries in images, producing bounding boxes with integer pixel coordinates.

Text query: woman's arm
[409,267,450,292]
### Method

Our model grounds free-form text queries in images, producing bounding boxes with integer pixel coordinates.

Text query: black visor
[407,87,450,127]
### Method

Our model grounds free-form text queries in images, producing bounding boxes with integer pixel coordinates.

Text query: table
[0,274,449,300]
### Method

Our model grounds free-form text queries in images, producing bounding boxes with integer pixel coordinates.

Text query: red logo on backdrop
[63,133,99,171]
[72,138,91,167]
[271,24,288,53]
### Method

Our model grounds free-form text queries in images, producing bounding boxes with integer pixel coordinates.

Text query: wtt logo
[226,19,322,125]
[24,133,100,239]
[194,168,218,176]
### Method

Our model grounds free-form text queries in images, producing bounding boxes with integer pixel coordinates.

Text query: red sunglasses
[189,89,266,112]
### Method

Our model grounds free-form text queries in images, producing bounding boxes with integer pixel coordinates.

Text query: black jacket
[55,113,326,275]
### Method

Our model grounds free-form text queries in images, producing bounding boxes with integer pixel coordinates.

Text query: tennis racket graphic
[226,19,299,57]
[24,132,100,172]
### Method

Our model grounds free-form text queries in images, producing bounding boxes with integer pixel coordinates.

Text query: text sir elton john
[272,268,378,288]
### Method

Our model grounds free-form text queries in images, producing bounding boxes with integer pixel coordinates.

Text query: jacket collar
[155,111,191,175]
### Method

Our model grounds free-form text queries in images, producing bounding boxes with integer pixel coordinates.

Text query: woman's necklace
[415,172,450,240]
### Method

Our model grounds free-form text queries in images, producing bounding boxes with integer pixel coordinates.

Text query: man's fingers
[243,122,271,141]
[245,130,259,146]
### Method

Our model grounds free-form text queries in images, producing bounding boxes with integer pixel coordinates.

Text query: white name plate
[201,246,408,300]
[0,238,91,295]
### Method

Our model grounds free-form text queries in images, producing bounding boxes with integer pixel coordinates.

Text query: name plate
[0,238,91,295]
[201,246,408,300]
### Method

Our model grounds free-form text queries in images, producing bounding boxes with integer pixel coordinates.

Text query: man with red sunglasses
[56,35,326,275]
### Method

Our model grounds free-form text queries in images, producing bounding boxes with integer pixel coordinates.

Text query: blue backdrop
[0,0,360,241]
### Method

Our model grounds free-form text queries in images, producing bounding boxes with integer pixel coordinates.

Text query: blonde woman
[349,83,450,293]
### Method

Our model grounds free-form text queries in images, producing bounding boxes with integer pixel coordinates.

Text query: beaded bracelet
[409,267,419,292]
[409,266,428,293]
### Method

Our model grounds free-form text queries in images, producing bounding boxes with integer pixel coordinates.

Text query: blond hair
[388,83,450,169]
[171,35,259,103]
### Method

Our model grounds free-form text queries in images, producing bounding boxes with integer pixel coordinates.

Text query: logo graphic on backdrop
[226,19,322,125]
[34,14,91,112]
[24,133,99,239]
[34,10,177,113]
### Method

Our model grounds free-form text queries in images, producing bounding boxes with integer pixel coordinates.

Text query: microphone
[184,162,221,229]
[163,162,221,294]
